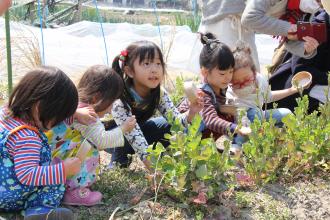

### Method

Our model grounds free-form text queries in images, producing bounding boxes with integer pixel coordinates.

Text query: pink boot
[63,187,102,206]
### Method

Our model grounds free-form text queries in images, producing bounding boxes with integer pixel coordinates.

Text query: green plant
[241,111,286,185]
[281,96,330,178]
[169,75,185,106]
[174,13,201,32]
[147,113,234,205]
[242,94,330,185]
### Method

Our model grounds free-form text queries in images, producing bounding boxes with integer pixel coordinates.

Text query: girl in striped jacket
[0,66,81,220]
[180,33,251,142]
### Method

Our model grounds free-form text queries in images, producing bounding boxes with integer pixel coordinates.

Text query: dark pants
[106,117,171,167]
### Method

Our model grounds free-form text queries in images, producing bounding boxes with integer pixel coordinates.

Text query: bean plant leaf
[195,164,208,180]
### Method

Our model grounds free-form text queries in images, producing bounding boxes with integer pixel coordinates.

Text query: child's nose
[151,64,159,73]
[225,75,232,82]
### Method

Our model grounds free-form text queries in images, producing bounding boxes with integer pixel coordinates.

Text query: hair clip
[202,35,210,44]
[119,50,128,62]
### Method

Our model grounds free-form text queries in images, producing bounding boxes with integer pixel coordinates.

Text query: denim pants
[233,107,292,145]
[106,117,171,167]
[247,107,292,126]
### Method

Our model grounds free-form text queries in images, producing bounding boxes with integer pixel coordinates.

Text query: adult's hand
[303,36,319,54]
[287,24,298,40]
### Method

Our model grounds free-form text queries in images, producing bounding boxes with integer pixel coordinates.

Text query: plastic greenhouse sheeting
[0,18,277,78]
[0,19,204,80]
[0,18,328,102]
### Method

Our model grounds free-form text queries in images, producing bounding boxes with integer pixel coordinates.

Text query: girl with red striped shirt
[0,66,81,220]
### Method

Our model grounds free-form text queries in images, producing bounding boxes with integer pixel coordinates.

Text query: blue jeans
[233,108,292,146]
[247,107,292,127]
[106,117,171,167]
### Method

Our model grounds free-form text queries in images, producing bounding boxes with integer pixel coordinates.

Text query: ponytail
[199,32,235,71]
[200,32,217,45]
[112,55,125,80]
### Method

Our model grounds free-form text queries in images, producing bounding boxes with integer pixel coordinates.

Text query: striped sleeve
[10,134,66,186]
[177,98,190,113]
[73,119,124,150]
[201,92,235,135]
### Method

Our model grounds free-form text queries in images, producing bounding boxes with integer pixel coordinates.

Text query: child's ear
[31,101,42,127]
[201,67,209,78]
[91,92,101,104]
[124,66,134,78]
[32,102,40,120]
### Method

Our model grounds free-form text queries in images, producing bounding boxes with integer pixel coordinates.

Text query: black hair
[8,66,78,128]
[78,65,124,113]
[112,40,165,123]
[199,32,235,71]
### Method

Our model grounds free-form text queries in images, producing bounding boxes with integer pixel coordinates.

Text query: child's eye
[144,62,150,66]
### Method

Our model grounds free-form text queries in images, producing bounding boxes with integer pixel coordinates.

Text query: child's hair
[77,65,124,113]
[8,66,78,127]
[232,41,257,73]
[199,32,235,71]
[112,41,165,122]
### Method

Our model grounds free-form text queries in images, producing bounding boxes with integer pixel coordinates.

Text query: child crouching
[0,66,81,220]
[47,65,136,206]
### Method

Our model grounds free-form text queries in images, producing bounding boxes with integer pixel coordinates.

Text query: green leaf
[195,164,208,179]
[300,143,318,154]
[164,133,172,140]
[188,115,202,136]
[173,151,182,157]
[152,143,166,155]
[176,162,188,176]
[161,155,176,171]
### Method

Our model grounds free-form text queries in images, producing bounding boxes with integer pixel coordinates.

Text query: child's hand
[75,106,98,125]
[291,78,312,92]
[63,157,82,177]
[187,90,204,123]
[121,116,136,133]
[237,126,251,136]
[189,90,204,113]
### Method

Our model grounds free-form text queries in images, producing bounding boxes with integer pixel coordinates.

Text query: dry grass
[0,22,41,85]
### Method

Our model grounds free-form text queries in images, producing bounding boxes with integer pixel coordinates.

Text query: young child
[47,65,136,206]
[0,66,81,220]
[178,33,251,143]
[227,43,306,125]
[109,40,203,167]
